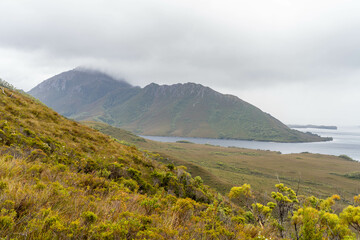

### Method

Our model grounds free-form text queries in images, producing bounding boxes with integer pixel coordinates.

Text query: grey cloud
[2,0,360,90]
[1,0,360,124]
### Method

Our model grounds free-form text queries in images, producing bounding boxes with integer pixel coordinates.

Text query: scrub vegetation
[0,85,360,239]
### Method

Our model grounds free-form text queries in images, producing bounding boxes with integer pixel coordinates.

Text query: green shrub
[166,163,175,171]
[194,176,203,187]
[343,172,360,179]
[3,155,13,162]
[127,168,141,180]
[98,168,111,178]
[26,149,47,162]
[231,215,246,224]
[0,181,8,192]
[83,159,101,173]
[81,211,98,225]
[56,164,68,172]
[122,178,139,192]
[0,214,15,230]
[140,197,160,215]
[339,155,354,161]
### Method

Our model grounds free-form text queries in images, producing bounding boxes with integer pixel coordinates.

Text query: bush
[167,163,175,171]
[141,197,160,215]
[343,172,360,180]
[0,214,15,230]
[122,178,139,192]
[127,168,141,180]
[0,181,8,192]
[339,154,354,161]
[26,149,47,162]
[81,211,98,225]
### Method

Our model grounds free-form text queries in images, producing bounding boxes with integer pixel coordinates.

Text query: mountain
[29,69,330,142]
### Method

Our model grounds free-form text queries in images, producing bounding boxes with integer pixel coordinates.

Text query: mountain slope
[106,82,327,142]
[0,84,233,239]
[29,69,330,142]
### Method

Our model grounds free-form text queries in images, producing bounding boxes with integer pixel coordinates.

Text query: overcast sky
[1,0,360,126]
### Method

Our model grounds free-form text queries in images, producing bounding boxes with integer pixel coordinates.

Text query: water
[142,126,360,161]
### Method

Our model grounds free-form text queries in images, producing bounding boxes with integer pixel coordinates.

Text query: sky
[1,0,360,126]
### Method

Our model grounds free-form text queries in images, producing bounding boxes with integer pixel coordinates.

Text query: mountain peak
[28,69,133,116]
[33,68,131,91]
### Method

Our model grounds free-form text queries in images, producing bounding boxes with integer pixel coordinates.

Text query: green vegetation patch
[211,151,261,156]
[339,154,355,161]
[175,140,194,144]
[343,172,360,180]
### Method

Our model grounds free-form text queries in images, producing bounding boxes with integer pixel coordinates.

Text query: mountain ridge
[29,69,331,143]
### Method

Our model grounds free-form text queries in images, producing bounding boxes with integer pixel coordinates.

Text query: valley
[84,121,360,202]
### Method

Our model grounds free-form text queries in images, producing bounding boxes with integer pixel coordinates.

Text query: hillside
[1,84,360,239]
[29,69,330,143]
[0,85,229,238]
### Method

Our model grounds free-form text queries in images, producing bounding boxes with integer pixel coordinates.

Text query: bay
[142,126,360,161]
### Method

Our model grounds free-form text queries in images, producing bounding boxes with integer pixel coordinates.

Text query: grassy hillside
[85,121,360,202]
[2,85,360,239]
[0,86,240,239]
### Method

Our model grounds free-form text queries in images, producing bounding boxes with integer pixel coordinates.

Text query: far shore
[288,124,337,130]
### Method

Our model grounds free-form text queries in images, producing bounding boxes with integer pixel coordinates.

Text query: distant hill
[288,124,338,130]
[29,69,331,142]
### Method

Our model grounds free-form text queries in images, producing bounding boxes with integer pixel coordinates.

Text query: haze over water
[143,126,360,161]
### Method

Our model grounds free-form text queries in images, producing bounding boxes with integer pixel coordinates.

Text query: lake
[142,126,360,161]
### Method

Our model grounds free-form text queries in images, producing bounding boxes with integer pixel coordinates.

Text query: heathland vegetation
[1,83,360,239]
